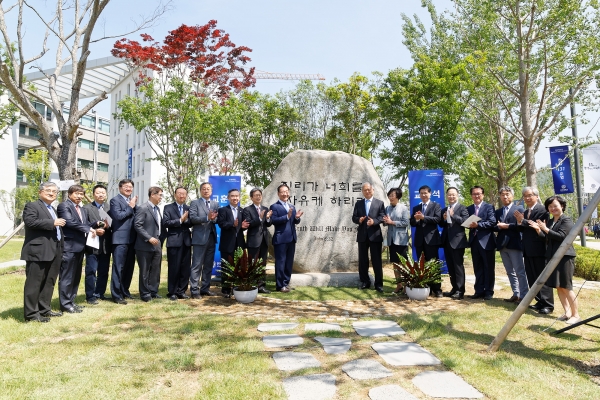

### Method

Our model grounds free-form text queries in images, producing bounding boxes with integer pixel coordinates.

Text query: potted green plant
[220,247,266,303]
[393,253,442,300]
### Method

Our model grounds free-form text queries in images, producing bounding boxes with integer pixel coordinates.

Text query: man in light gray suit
[383,187,410,294]
[189,182,219,299]
[134,186,165,302]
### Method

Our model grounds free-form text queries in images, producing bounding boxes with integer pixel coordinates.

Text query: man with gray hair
[495,186,528,303]
[515,186,553,314]
[21,182,65,322]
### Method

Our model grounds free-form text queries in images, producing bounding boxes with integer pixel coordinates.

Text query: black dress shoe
[360,283,371,290]
[152,294,163,299]
[469,293,485,299]
[375,286,384,293]
[87,298,99,305]
[191,294,202,299]
[433,290,444,298]
[114,299,128,305]
[25,316,50,323]
[200,291,216,296]
[74,304,85,309]
[277,286,290,293]
[450,292,464,300]
[176,293,190,299]
[168,295,177,301]
[504,295,519,303]
[538,307,553,314]
[483,295,493,301]
[61,307,82,314]
[443,291,456,297]
[258,287,271,294]
[529,304,541,310]
[141,296,152,302]
[41,310,63,317]
[99,296,112,301]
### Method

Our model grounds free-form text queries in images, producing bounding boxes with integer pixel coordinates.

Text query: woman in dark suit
[529,195,580,324]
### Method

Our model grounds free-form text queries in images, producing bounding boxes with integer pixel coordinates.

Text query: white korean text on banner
[583,143,600,193]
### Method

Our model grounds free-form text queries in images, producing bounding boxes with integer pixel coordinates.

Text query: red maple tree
[112,21,256,101]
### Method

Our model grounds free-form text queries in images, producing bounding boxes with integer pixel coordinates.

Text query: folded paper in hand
[461,215,481,228]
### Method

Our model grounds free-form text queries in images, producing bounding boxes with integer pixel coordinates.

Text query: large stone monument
[262,150,387,273]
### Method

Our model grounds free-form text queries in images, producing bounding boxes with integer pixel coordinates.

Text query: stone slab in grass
[314,337,351,354]
[272,351,321,371]
[342,359,392,380]
[263,334,304,348]
[369,384,419,400]
[372,341,441,366]
[353,320,405,337]
[412,371,484,398]
[283,373,336,400]
[257,322,298,332]
[305,323,341,332]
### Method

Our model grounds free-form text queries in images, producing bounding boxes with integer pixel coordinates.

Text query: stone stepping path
[305,322,341,332]
[372,341,441,366]
[342,359,392,380]
[263,334,303,348]
[353,320,406,337]
[282,373,336,400]
[272,352,321,371]
[314,337,351,354]
[369,384,419,400]
[257,322,298,332]
[412,371,484,398]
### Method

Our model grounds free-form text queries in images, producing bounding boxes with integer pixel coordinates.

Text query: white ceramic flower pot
[232,287,258,303]
[405,286,430,301]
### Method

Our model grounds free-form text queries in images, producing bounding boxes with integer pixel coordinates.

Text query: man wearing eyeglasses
[21,182,66,323]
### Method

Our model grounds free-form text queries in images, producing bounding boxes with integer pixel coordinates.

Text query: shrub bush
[574,244,600,281]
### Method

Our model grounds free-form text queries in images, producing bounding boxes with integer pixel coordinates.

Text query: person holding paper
[83,184,112,304]
[410,185,443,297]
[466,186,496,300]
[494,186,527,304]
[439,187,470,300]
[57,185,97,313]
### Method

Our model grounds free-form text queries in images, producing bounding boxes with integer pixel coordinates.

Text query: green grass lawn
[0,239,23,263]
[1,247,600,399]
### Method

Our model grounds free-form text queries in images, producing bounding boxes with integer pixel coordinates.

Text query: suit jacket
[109,195,137,245]
[466,202,496,250]
[518,203,549,257]
[385,203,410,246]
[134,202,165,252]
[20,199,63,262]
[57,200,93,253]
[243,204,272,248]
[352,197,385,243]
[217,205,246,253]
[189,198,218,246]
[410,201,442,246]
[439,203,469,249]
[163,202,192,248]
[494,203,524,251]
[270,201,301,245]
[83,201,112,255]
[540,215,577,259]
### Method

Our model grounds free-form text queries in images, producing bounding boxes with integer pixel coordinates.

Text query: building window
[19,124,26,136]
[97,163,108,172]
[78,159,94,170]
[29,127,39,138]
[141,153,145,175]
[17,169,24,182]
[80,115,96,129]
[78,138,95,150]
[99,119,110,133]
[98,143,109,153]
[117,139,120,158]
[33,101,45,115]
[17,149,25,159]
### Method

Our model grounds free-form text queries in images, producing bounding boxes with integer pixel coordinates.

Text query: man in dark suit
[270,184,303,293]
[495,186,528,304]
[134,186,166,302]
[410,185,443,297]
[109,179,138,305]
[163,186,192,301]
[83,184,112,304]
[243,188,273,294]
[466,186,497,300]
[515,186,553,314]
[217,188,249,297]
[57,184,97,314]
[439,187,470,300]
[21,182,65,323]
[189,182,219,298]
[352,182,386,292]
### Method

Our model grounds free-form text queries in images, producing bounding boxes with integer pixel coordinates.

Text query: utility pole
[569,88,586,247]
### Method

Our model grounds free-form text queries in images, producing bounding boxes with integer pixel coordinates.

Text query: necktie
[422,202,427,214]
[446,204,453,224]
[256,206,261,219]
[503,206,509,222]
[475,205,480,216]
[232,206,238,220]
[75,204,83,221]
[205,200,209,208]
[179,205,183,217]
[365,199,371,215]
[47,205,61,240]
[154,206,161,235]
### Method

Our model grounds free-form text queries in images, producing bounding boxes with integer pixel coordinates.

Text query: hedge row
[574,244,600,281]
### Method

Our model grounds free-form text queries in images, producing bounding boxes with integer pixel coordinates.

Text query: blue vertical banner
[549,146,574,194]
[407,169,447,273]
[127,148,132,179]
[209,175,242,276]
